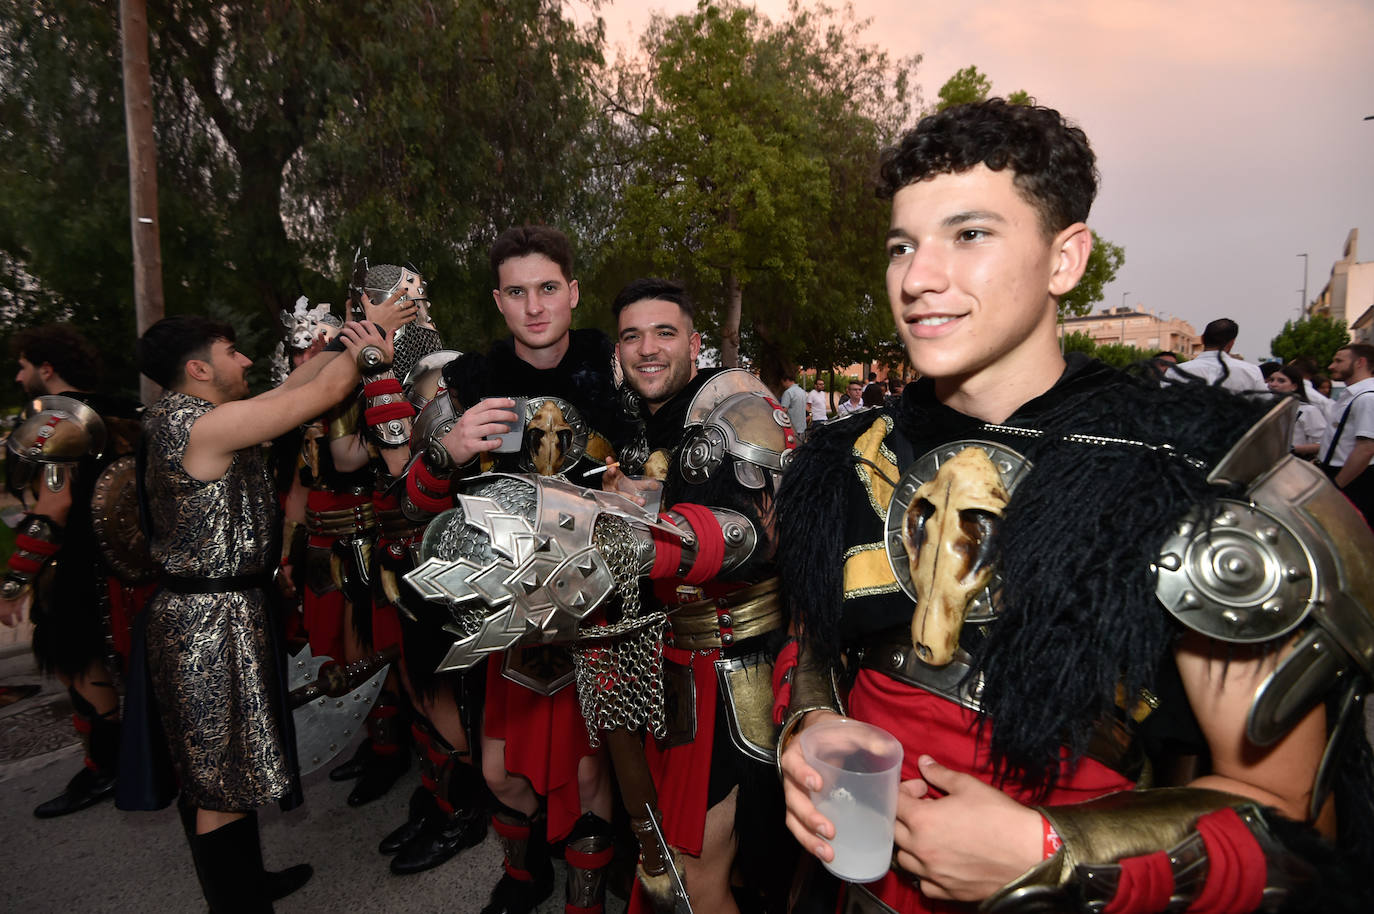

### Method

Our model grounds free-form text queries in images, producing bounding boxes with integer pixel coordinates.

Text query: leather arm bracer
[774,639,844,776]
[362,371,415,448]
[983,788,1315,913]
[3,513,64,599]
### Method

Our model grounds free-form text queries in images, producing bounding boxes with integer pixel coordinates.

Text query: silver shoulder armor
[679,368,799,489]
[5,395,107,494]
[1155,398,1374,817]
[403,350,461,411]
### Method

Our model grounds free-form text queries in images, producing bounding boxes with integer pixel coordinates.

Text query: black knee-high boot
[390,722,488,874]
[185,813,313,911]
[480,802,554,914]
[34,688,118,818]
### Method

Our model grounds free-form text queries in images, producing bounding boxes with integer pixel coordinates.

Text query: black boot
[390,732,487,874]
[328,738,372,782]
[185,813,313,911]
[34,691,117,819]
[564,812,615,914]
[379,786,438,855]
[479,804,554,914]
[348,691,410,806]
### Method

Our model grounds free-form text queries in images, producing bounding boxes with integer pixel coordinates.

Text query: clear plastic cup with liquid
[799,717,904,883]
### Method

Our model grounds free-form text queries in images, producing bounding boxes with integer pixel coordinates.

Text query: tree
[596,0,919,378]
[1270,314,1350,368]
[931,68,1124,319]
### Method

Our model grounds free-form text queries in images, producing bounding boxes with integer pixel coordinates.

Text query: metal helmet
[6,395,106,496]
[362,263,442,382]
[679,369,799,489]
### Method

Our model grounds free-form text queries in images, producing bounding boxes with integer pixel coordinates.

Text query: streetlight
[1121,291,1131,345]
[1296,253,1309,318]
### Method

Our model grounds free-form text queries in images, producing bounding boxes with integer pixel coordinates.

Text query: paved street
[0,644,627,914]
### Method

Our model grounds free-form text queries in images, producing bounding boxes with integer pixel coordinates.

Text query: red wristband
[1041,815,1062,859]
[366,402,415,425]
[364,378,404,397]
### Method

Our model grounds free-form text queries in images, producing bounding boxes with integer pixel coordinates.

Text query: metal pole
[1121,292,1131,345]
[1297,253,1308,317]
[120,0,165,405]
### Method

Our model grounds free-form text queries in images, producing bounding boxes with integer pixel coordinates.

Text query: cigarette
[583,461,620,476]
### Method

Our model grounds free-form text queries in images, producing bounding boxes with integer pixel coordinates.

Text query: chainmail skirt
[145,588,293,811]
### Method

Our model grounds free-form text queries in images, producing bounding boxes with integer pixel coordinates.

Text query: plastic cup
[626,476,663,515]
[799,717,903,883]
[480,397,526,453]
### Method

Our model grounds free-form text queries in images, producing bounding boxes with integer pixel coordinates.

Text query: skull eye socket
[527,427,544,451]
[906,498,936,552]
[957,508,999,579]
[556,428,573,457]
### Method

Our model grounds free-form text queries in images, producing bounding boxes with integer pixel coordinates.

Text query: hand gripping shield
[679,369,798,489]
[404,473,682,674]
[1155,398,1374,818]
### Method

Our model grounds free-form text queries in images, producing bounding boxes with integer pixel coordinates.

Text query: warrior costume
[402,327,635,907]
[141,391,301,812]
[776,354,1374,913]
[4,390,150,816]
[628,367,796,912]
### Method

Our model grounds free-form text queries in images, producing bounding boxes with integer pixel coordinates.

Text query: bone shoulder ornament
[884,441,1032,666]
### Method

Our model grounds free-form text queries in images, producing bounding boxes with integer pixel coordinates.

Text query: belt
[668,577,783,651]
[162,570,273,595]
[858,627,1147,781]
[306,503,378,536]
[375,506,424,540]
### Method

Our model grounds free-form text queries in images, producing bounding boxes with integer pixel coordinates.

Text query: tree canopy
[1270,314,1350,368]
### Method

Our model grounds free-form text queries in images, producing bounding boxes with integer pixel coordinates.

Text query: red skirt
[483,657,597,842]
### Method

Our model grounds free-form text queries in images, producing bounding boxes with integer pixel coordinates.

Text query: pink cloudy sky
[584,0,1374,362]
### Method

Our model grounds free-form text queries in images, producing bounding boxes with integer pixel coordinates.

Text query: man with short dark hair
[135,313,389,911]
[4,324,145,819]
[835,380,865,416]
[404,225,631,913]
[607,278,793,912]
[1165,318,1267,393]
[780,372,807,440]
[806,377,830,428]
[1319,343,1374,525]
[776,98,1368,912]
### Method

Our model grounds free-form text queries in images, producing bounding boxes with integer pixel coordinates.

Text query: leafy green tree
[1270,315,1350,368]
[596,0,918,379]
[935,65,992,111]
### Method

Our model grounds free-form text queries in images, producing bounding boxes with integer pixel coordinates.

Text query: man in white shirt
[1318,342,1374,527]
[1166,318,1267,394]
[835,380,865,416]
[805,377,830,429]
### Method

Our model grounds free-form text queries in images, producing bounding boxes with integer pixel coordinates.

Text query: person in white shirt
[805,377,830,428]
[835,380,865,416]
[779,373,808,439]
[1317,343,1374,527]
[1266,365,1325,458]
[1165,318,1268,394]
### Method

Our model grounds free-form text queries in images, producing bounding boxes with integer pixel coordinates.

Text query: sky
[585,0,1374,362]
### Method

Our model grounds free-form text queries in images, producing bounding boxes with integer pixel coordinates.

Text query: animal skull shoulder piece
[902,446,1011,666]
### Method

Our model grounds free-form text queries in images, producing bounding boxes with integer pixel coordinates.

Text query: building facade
[1311,229,1374,344]
[1058,306,1200,355]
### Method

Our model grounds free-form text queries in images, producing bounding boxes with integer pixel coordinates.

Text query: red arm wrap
[366,402,415,425]
[1102,853,1174,914]
[649,519,683,580]
[15,534,60,557]
[674,503,725,585]
[407,463,453,513]
[363,378,404,397]
[1186,808,1266,913]
[771,638,799,724]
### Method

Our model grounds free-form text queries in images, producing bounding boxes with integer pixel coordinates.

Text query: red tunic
[846,668,1135,914]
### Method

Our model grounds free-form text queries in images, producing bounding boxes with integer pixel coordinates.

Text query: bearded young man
[775,99,1372,913]
[132,314,391,912]
[606,278,794,913]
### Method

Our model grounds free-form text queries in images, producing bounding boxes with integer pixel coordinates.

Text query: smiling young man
[775,100,1371,913]
[608,278,794,912]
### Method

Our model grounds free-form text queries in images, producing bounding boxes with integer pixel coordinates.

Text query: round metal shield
[89,455,159,583]
[884,440,1031,621]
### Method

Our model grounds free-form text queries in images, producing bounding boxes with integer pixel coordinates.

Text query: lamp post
[1297,253,1308,318]
[1121,291,1131,345]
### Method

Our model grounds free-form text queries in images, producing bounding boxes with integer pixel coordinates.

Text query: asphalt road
[0,644,625,914]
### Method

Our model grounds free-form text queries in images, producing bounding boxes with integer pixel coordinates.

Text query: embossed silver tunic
[143,391,292,810]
